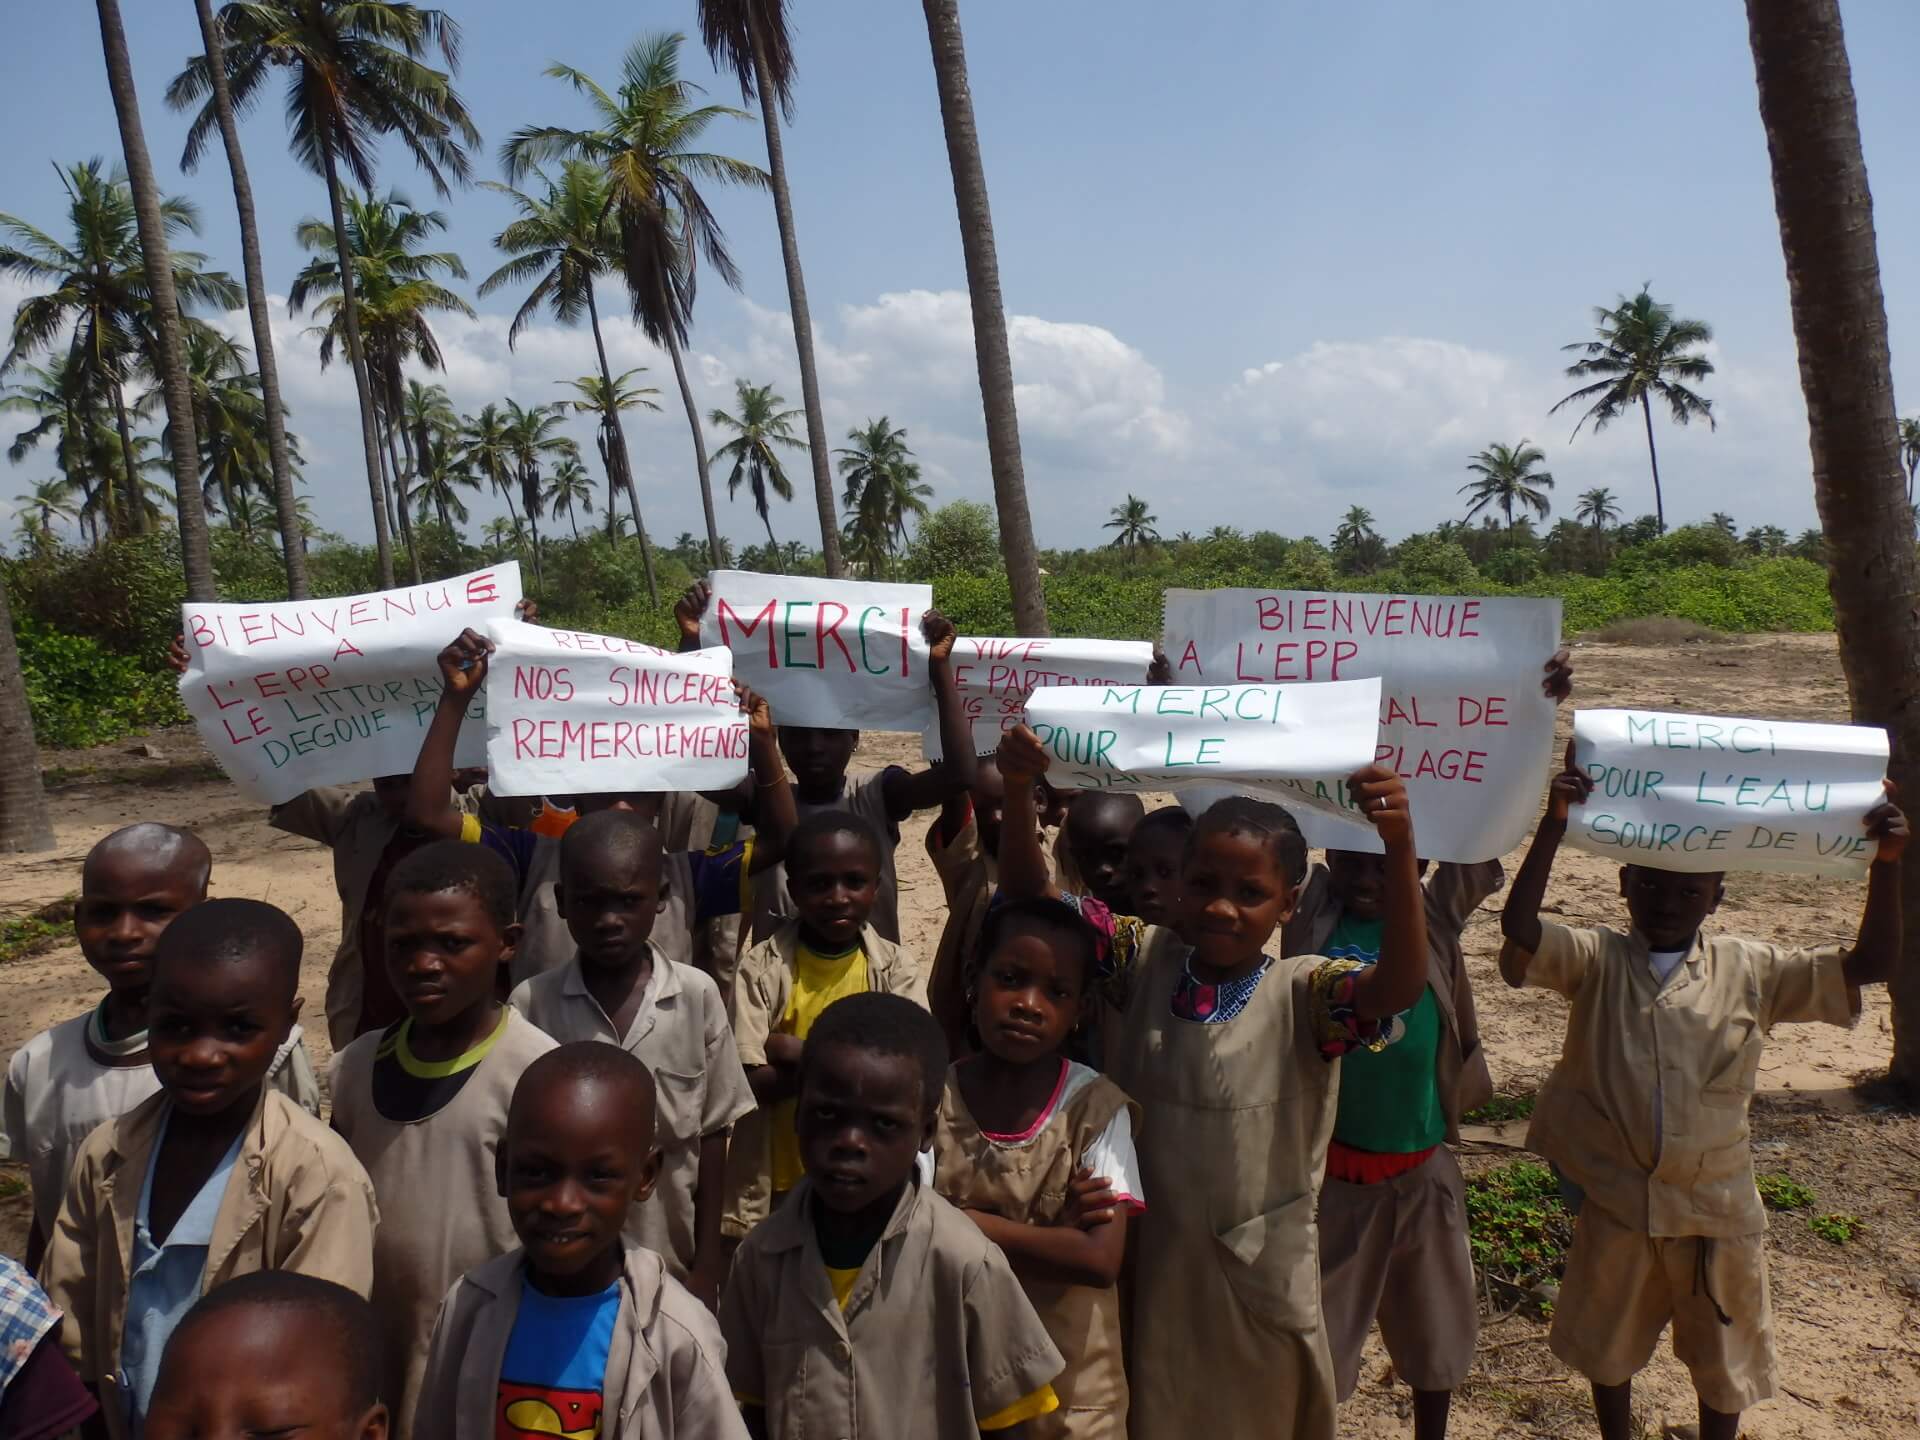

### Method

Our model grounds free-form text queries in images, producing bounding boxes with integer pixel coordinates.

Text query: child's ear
[494,1140,509,1199]
[500,921,524,966]
[286,994,304,1033]
[1617,866,1631,899]
[1710,881,1726,913]
[552,883,567,918]
[356,1402,390,1440]
[633,1144,663,1206]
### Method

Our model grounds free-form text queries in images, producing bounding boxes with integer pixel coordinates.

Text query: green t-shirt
[1326,914,1446,1154]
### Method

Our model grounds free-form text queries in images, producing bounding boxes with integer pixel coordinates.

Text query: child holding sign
[1293,646,1570,1438]
[1500,744,1908,1440]
[676,583,976,947]
[406,627,797,983]
[996,725,1431,1440]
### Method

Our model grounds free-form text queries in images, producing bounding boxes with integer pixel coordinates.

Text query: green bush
[1756,1173,1815,1211]
[1464,1160,1573,1290]
[17,619,187,748]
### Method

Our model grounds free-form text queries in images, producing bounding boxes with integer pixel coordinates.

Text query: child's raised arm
[1499,741,1594,985]
[674,580,712,654]
[406,629,494,839]
[1343,766,1430,1020]
[738,683,797,876]
[880,610,980,818]
[993,725,1059,902]
[1842,785,1908,987]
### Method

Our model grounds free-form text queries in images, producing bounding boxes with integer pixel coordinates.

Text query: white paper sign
[1566,708,1888,877]
[481,619,746,798]
[929,637,1156,760]
[180,564,522,804]
[1163,589,1562,861]
[699,571,932,732]
[1021,679,1382,824]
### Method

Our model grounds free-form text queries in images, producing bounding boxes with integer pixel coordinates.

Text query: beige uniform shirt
[38,1088,378,1431]
[749,771,902,944]
[1284,858,1501,1138]
[510,950,755,1277]
[415,1242,747,1440]
[328,1009,558,1440]
[723,923,926,1234]
[511,837,739,984]
[4,1013,321,1240]
[719,1178,1064,1439]
[1511,921,1859,1238]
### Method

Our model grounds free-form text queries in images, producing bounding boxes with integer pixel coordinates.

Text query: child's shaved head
[510,1041,659,1151]
[149,1272,385,1439]
[560,809,665,886]
[84,822,212,894]
[153,896,303,1001]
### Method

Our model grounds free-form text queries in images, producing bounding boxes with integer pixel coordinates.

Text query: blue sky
[5,0,1920,551]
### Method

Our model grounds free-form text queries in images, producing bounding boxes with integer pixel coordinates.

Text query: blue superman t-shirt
[497,1280,620,1440]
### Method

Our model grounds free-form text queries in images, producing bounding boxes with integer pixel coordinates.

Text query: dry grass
[1587,616,1726,645]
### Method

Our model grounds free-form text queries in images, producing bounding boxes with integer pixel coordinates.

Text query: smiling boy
[414,1044,745,1440]
[39,900,377,1440]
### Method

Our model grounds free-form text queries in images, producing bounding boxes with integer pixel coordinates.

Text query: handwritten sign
[180,565,521,804]
[699,571,932,732]
[481,619,746,797]
[1567,708,1888,877]
[929,637,1155,760]
[1021,679,1381,825]
[1162,589,1561,860]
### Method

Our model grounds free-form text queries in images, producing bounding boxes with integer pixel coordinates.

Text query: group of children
[1,601,1908,1440]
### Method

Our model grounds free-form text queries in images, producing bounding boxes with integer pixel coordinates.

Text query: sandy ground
[3,631,1917,1437]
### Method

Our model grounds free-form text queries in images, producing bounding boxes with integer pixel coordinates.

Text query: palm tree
[503,399,576,588]
[460,404,520,530]
[0,578,53,852]
[1709,510,1738,537]
[1743,524,1790,557]
[840,512,891,579]
[0,161,239,542]
[14,478,79,553]
[559,369,664,569]
[710,380,803,553]
[411,427,477,533]
[290,188,472,583]
[1332,506,1385,575]
[920,0,1047,636]
[169,0,480,586]
[1746,0,1920,1088]
[1104,494,1159,561]
[545,455,594,540]
[1898,415,1920,513]
[166,328,277,529]
[698,0,842,576]
[836,418,931,576]
[1461,441,1555,535]
[1575,486,1621,535]
[503,33,769,571]
[482,514,526,562]
[186,0,308,597]
[3,356,120,546]
[94,0,217,598]
[1552,285,1715,533]
[479,159,661,599]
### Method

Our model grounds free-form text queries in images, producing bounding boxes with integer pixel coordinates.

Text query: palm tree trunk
[379,410,421,585]
[0,580,53,853]
[921,0,1048,637]
[317,138,395,587]
[1639,392,1666,533]
[107,381,141,536]
[524,471,545,591]
[96,0,214,597]
[1746,0,1920,1092]
[763,510,779,563]
[751,23,842,578]
[664,329,723,571]
[567,504,580,543]
[191,0,308,599]
[584,288,658,602]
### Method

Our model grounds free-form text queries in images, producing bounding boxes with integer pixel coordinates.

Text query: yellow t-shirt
[768,941,871,1193]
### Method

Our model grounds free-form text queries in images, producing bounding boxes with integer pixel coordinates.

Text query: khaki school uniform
[659,791,751,1002]
[414,1241,747,1440]
[1104,937,1356,1440]
[719,1177,1064,1440]
[1287,859,1499,1396]
[748,770,902,945]
[38,1089,377,1437]
[932,1065,1140,1440]
[510,949,755,1277]
[329,1009,557,1440]
[722,923,926,1235]
[5,1012,322,1243]
[928,812,995,1006]
[1506,921,1860,1411]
